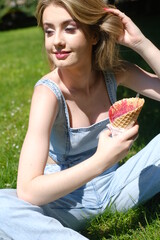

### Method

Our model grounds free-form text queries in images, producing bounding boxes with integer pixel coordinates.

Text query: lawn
[0,26,49,189]
[0,14,160,239]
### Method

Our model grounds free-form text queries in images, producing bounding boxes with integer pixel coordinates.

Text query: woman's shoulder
[35,69,62,99]
[40,69,60,85]
[114,61,136,86]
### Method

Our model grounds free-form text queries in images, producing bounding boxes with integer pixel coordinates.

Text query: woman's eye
[65,25,77,33]
[44,29,54,36]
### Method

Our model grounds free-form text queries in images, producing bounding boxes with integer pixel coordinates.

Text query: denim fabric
[0,189,88,240]
[0,72,160,239]
[0,230,13,240]
[35,72,117,166]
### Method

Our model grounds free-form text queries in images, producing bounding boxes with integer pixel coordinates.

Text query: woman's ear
[92,32,99,45]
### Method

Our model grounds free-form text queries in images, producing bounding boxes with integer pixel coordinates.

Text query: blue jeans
[0,134,160,240]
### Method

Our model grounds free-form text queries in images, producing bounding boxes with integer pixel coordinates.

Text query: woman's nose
[53,30,65,48]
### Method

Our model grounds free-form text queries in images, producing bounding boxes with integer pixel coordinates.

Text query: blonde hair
[36,0,124,71]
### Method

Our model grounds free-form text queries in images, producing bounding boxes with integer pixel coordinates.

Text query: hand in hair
[104,8,145,51]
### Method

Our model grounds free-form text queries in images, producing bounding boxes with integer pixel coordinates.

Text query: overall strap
[35,79,70,127]
[35,79,62,100]
[103,72,117,104]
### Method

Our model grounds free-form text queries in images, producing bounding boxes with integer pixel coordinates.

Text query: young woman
[0,0,160,239]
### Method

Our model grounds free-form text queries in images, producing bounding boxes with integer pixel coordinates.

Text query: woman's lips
[55,51,70,60]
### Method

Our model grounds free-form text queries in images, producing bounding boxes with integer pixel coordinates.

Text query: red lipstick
[55,51,70,60]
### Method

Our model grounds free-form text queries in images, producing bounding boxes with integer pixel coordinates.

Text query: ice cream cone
[108,97,145,135]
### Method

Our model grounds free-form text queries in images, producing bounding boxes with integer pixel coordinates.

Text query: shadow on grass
[82,193,160,240]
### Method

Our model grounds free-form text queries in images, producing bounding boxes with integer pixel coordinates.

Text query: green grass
[0,26,49,188]
[0,15,160,239]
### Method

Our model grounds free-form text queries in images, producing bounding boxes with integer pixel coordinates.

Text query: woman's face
[42,3,97,70]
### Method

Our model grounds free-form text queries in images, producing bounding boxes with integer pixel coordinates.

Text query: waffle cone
[109,97,145,129]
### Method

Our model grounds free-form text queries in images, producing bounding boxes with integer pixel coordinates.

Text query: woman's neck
[57,67,101,95]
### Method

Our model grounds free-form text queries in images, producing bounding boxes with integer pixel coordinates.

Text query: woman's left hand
[106,8,145,50]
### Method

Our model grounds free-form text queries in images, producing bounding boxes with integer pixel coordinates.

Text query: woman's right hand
[95,124,139,171]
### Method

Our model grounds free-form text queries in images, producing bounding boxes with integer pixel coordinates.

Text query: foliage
[19,0,38,16]
[0,0,38,25]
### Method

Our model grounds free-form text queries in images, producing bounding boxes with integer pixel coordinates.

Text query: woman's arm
[108,8,160,77]
[17,84,138,206]
[107,8,160,100]
[17,85,59,203]
[116,62,160,101]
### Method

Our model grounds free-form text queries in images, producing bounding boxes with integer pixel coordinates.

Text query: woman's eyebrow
[43,19,77,28]
[43,23,54,28]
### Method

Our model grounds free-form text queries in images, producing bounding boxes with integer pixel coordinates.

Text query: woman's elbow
[17,185,37,205]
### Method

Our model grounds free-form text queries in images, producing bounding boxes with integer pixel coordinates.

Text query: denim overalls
[0,73,160,240]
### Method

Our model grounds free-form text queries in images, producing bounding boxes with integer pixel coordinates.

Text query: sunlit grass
[0,26,49,188]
